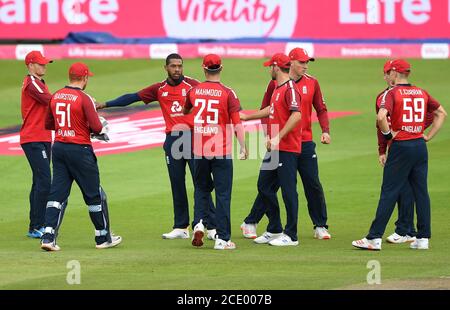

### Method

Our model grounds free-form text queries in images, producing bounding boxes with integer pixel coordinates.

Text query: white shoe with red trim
[352,237,381,250]
[314,227,331,240]
[240,222,257,239]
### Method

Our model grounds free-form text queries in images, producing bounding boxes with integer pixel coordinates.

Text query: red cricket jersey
[46,86,102,145]
[138,76,199,133]
[268,80,302,153]
[260,79,277,129]
[375,87,392,155]
[380,84,440,141]
[20,75,53,144]
[185,81,241,157]
[261,75,329,141]
[295,74,329,141]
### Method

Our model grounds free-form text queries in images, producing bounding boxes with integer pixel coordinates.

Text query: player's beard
[169,74,183,85]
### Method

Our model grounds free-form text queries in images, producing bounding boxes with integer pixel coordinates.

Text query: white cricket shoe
[254,231,283,244]
[207,229,217,240]
[192,220,205,247]
[386,232,416,244]
[41,241,61,252]
[162,228,190,239]
[352,237,381,250]
[410,238,429,250]
[268,234,299,246]
[314,227,331,240]
[96,235,122,249]
[240,222,257,239]
[214,238,236,250]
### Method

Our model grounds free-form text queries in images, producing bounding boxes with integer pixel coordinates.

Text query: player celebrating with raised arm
[96,54,216,240]
[41,63,121,251]
[352,59,447,251]
[241,48,331,240]
[20,51,53,239]
[183,54,247,250]
[241,53,302,246]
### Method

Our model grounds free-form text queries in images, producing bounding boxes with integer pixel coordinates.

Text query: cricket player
[352,59,447,250]
[183,54,247,250]
[377,60,436,244]
[97,54,217,240]
[240,53,302,246]
[20,51,53,239]
[41,62,122,251]
[241,48,331,240]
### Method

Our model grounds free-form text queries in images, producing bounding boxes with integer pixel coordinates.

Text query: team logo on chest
[171,101,182,113]
[275,93,280,101]
[162,91,169,97]
[302,86,307,94]
[182,88,187,97]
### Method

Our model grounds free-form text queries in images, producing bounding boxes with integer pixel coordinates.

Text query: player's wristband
[382,130,393,140]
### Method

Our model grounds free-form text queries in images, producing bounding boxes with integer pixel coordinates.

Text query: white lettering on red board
[162,0,297,39]
[0,0,118,25]
[339,0,432,25]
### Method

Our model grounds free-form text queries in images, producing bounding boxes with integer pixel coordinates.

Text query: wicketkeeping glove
[91,116,110,142]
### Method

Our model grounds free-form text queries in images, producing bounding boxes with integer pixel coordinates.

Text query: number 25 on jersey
[194,99,219,125]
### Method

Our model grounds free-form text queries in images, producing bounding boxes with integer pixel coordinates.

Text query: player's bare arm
[240,106,270,121]
[378,154,387,167]
[424,105,447,142]
[377,108,396,139]
[231,112,248,160]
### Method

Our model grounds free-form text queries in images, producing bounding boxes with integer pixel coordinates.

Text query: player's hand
[378,154,387,167]
[391,130,399,139]
[321,133,331,144]
[96,102,106,110]
[239,146,248,160]
[266,135,279,152]
[423,134,430,142]
[239,112,248,121]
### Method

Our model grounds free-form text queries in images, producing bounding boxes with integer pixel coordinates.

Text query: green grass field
[0,58,449,290]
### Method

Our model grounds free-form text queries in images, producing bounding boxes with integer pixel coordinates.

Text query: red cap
[389,59,411,73]
[25,51,52,66]
[202,54,222,70]
[383,60,393,73]
[263,53,291,69]
[69,62,94,77]
[289,48,315,62]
